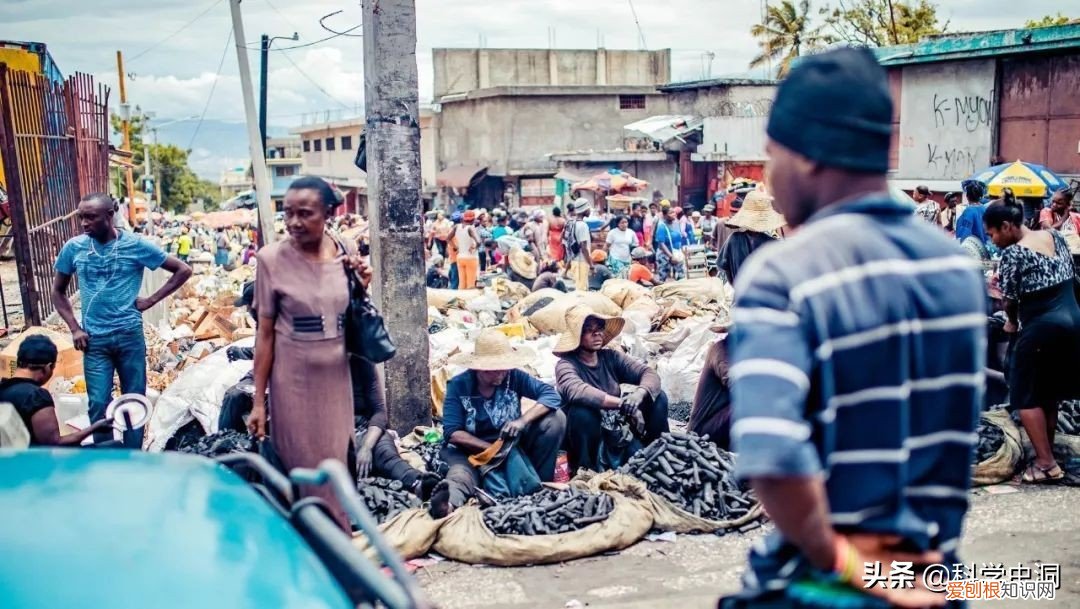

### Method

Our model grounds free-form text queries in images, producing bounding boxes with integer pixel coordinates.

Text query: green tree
[822,0,945,46]
[1025,13,1072,28]
[109,110,222,213]
[750,0,832,78]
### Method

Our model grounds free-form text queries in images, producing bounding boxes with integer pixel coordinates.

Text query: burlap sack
[652,277,733,307]
[427,288,485,312]
[351,508,445,562]
[431,481,653,566]
[511,289,623,336]
[582,470,761,534]
[971,408,1023,486]
[601,279,650,309]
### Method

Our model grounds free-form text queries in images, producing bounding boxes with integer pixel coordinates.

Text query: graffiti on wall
[898,61,995,181]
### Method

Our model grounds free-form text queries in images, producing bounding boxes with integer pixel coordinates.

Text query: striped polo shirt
[728,194,986,594]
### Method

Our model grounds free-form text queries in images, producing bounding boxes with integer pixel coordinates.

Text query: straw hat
[508,247,538,279]
[553,305,626,355]
[725,191,786,232]
[659,199,672,209]
[449,329,536,370]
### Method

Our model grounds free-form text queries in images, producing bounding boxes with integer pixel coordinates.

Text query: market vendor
[587,249,614,291]
[353,355,439,499]
[554,305,669,472]
[0,335,114,446]
[532,260,567,292]
[431,329,566,517]
[627,247,658,287]
[688,323,733,450]
[506,246,538,289]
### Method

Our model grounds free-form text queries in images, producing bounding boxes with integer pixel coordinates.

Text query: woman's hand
[343,254,373,289]
[247,402,267,439]
[1003,320,1019,334]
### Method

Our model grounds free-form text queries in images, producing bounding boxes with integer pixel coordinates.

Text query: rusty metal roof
[874,22,1080,66]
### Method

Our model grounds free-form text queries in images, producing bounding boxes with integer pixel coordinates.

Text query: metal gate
[0,67,110,329]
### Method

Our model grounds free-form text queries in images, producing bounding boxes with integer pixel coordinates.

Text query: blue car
[0,449,428,609]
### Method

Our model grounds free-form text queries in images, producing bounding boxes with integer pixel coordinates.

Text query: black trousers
[564,390,670,473]
[368,433,422,487]
[442,409,567,508]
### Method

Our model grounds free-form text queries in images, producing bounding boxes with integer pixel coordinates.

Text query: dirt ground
[418,484,1080,609]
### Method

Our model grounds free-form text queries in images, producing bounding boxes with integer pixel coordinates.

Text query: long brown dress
[255,239,353,530]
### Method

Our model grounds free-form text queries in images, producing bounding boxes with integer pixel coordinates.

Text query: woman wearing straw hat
[506,246,538,289]
[717,190,786,283]
[432,329,566,517]
[554,305,669,472]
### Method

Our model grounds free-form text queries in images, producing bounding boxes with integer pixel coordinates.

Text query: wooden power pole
[116,51,136,223]
[362,0,431,433]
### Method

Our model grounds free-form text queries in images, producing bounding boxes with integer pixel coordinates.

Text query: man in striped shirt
[723,48,985,608]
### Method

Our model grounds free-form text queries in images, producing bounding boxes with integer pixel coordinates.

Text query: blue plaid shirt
[729,194,986,596]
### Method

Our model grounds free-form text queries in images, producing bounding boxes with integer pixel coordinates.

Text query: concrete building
[873,23,1080,194]
[292,118,367,214]
[265,136,302,209]
[547,78,777,210]
[292,108,438,214]
[433,48,671,209]
[219,166,254,201]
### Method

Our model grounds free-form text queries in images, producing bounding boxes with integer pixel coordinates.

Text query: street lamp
[259,32,299,156]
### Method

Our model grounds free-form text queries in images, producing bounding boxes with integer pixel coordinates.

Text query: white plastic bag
[144,337,254,451]
[653,318,717,403]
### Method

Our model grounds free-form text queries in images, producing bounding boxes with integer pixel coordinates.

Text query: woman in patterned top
[985,191,1080,483]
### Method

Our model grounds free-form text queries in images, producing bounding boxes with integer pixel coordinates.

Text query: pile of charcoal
[410,442,449,478]
[621,431,757,522]
[1058,401,1080,436]
[177,430,256,457]
[357,477,421,524]
[482,487,614,536]
[973,417,1006,464]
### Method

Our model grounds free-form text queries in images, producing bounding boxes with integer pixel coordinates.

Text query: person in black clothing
[717,191,786,283]
[0,335,112,446]
[986,193,1080,483]
[688,324,733,450]
[426,255,449,289]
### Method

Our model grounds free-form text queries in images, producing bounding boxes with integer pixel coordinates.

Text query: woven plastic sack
[652,277,733,307]
[432,479,653,566]
[427,288,484,312]
[971,408,1022,486]
[600,279,650,309]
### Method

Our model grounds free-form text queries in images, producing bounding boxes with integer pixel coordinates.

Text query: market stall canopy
[437,165,488,189]
[572,170,649,194]
[196,209,257,229]
[969,160,1066,198]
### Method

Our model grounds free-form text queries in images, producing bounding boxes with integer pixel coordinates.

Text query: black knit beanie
[766,47,893,173]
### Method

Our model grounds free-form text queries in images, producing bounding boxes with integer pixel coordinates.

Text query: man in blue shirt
[52,193,192,448]
[653,206,686,282]
[431,329,565,517]
[723,48,984,608]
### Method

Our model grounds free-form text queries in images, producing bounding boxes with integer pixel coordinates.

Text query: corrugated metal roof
[623,115,702,142]
[658,77,778,91]
[874,23,1080,67]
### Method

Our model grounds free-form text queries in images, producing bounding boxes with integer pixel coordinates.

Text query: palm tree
[750,0,830,78]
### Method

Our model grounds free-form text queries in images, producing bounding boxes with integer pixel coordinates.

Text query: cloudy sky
[0,0,1067,177]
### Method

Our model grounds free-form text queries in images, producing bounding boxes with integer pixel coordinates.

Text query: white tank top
[455,224,478,259]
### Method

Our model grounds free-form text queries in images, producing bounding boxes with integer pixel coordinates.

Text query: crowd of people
[11,42,1080,609]
[422,181,789,293]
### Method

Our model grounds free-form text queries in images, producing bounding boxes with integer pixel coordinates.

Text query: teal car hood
[0,449,353,609]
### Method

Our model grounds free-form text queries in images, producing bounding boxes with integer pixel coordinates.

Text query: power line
[243,25,362,51]
[128,0,226,63]
[627,0,647,50]
[188,29,234,150]
[277,50,353,109]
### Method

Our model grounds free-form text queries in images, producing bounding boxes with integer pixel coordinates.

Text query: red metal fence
[0,67,110,329]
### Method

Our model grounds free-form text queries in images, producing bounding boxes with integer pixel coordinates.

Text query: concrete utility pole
[229,0,277,245]
[362,0,431,433]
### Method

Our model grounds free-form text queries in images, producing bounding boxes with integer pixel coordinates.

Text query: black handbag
[334,237,397,363]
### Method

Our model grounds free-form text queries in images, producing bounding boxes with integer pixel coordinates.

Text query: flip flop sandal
[1022,463,1065,484]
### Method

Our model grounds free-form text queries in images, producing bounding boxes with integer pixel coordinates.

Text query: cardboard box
[1,327,83,380]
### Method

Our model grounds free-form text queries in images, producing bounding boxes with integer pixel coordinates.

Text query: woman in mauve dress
[249,176,371,531]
